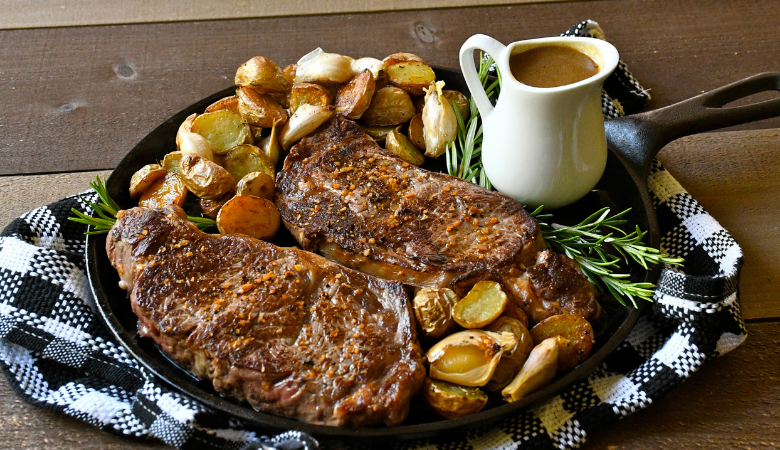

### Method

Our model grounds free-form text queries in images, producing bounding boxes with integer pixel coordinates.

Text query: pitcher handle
[459,34,506,120]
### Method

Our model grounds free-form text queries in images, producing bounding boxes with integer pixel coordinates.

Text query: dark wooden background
[0,0,778,448]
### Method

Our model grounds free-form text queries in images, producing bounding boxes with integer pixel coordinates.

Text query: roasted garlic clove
[177,129,214,162]
[530,314,594,373]
[279,104,335,150]
[295,48,353,85]
[484,317,534,391]
[502,337,559,402]
[422,378,488,419]
[235,56,288,94]
[350,57,386,81]
[427,330,516,387]
[422,80,457,157]
[260,120,282,166]
[413,287,459,340]
[452,281,508,329]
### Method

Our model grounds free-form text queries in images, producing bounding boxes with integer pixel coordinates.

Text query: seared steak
[276,117,543,291]
[107,205,425,426]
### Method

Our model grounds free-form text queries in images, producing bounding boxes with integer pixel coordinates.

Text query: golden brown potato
[129,164,167,199]
[407,114,426,150]
[223,145,275,182]
[138,173,187,209]
[385,129,425,166]
[487,317,534,365]
[530,314,594,373]
[289,82,332,114]
[237,86,288,129]
[382,52,425,67]
[335,70,376,120]
[279,104,335,150]
[502,337,559,402]
[250,126,264,143]
[199,188,234,219]
[179,154,236,200]
[502,300,530,329]
[236,172,275,200]
[386,60,437,96]
[234,56,288,94]
[427,330,515,387]
[422,378,488,419]
[452,281,508,329]
[412,288,459,340]
[358,124,397,142]
[175,113,198,149]
[205,96,240,114]
[360,86,415,126]
[217,195,280,240]
[413,96,425,115]
[191,110,252,155]
[162,152,184,174]
[282,63,297,88]
[443,90,470,120]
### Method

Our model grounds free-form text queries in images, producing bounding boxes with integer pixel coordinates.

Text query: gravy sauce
[509,45,599,88]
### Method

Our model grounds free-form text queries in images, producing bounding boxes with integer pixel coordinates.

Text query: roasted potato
[205,95,240,114]
[502,300,530,329]
[129,164,167,199]
[412,288,459,340]
[289,82,332,114]
[358,124,397,142]
[162,152,184,174]
[175,113,197,149]
[360,86,415,126]
[279,104,335,150]
[427,330,515,387]
[484,317,534,392]
[236,172,275,200]
[223,145,275,182]
[443,90,470,120]
[422,378,488,419]
[234,56,288,94]
[177,129,214,161]
[452,281,508,329]
[335,70,376,120]
[407,114,426,150]
[179,154,236,200]
[530,314,594,373]
[191,110,252,155]
[386,60,436,96]
[282,63,297,88]
[200,188,234,219]
[413,96,425,115]
[502,337,559,402]
[382,52,425,67]
[138,172,187,209]
[237,86,288,129]
[217,195,280,240]
[385,129,425,166]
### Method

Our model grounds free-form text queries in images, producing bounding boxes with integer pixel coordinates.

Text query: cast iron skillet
[86,69,780,441]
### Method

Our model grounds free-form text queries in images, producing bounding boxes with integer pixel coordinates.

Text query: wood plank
[0,0,778,176]
[0,0,568,30]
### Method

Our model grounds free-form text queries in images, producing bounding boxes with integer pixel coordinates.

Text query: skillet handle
[605,72,780,175]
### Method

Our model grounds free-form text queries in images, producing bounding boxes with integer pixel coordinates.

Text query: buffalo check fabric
[0,20,745,450]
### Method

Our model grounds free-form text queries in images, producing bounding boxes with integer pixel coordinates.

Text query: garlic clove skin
[279,104,335,150]
[295,48,353,85]
[260,120,282,166]
[427,330,516,387]
[422,80,458,157]
[351,57,386,80]
[501,337,559,402]
[177,129,214,162]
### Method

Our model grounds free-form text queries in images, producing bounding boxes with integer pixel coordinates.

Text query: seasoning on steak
[106,205,425,427]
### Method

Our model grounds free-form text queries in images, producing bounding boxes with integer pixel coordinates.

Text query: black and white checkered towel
[0,20,746,450]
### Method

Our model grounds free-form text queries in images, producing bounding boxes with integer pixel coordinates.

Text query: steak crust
[107,205,425,427]
[276,117,543,291]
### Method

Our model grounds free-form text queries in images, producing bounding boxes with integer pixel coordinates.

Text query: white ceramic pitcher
[459,34,619,209]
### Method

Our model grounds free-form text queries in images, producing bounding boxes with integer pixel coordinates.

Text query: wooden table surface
[1,0,778,448]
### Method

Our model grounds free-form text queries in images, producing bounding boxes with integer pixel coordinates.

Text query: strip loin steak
[107,205,425,426]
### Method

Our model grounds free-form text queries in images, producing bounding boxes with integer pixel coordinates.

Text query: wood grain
[0,0,778,176]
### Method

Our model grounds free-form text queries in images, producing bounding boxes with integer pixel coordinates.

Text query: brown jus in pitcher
[509,45,599,88]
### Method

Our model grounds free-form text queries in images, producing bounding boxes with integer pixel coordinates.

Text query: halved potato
[386,60,436,96]
[162,152,184,174]
[200,188,234,219]
[422,378,488,419]
[223,145,275,182]
[179,154,236,200]
[359,124,397,142]
[236,172,275,200]
[217,195,280,240]
[530,314,594,373]
[382,52,425,68]
[443,90,470,120]
[289,82,332,114]
[234,56,288,94]
[385,129,425,166]
[360,86,415,126]
[138,172,187,209]
[335,69,376,120]
[412,288,459,340]
[282,63,297,88]
[191,110,252,155]
[205,95,240,114]
[129,164,166,199]
[407,114,425,150]
[237,86,288,129]
[452,281,508,329]
[502,300,530,329]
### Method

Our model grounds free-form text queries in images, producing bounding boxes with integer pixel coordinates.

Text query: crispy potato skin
[223,145,275,182]
[129,164,167,199]
[422,378,487,419]
[236,172,275,200]
[443,90,470,120]
[335,70,376,120]
[217,195,280,240]
[191,110,252,155]
[412,288,459,340]
[407,114,426,150]
[360,86,415,126]
[205,96,240,114]
[138,173,187,209]
[289,83,332,114]
[237,86,288,128]
[179,154,236,200]
[199,188,235,218]
[234,56,288,94]
[382,52,425,67]
[385,129,425,166]
[530,314,594,373]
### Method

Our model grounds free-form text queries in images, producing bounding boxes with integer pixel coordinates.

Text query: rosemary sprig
[530,206,684,307]
[68,176,217,234]
[446,52,497,189]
